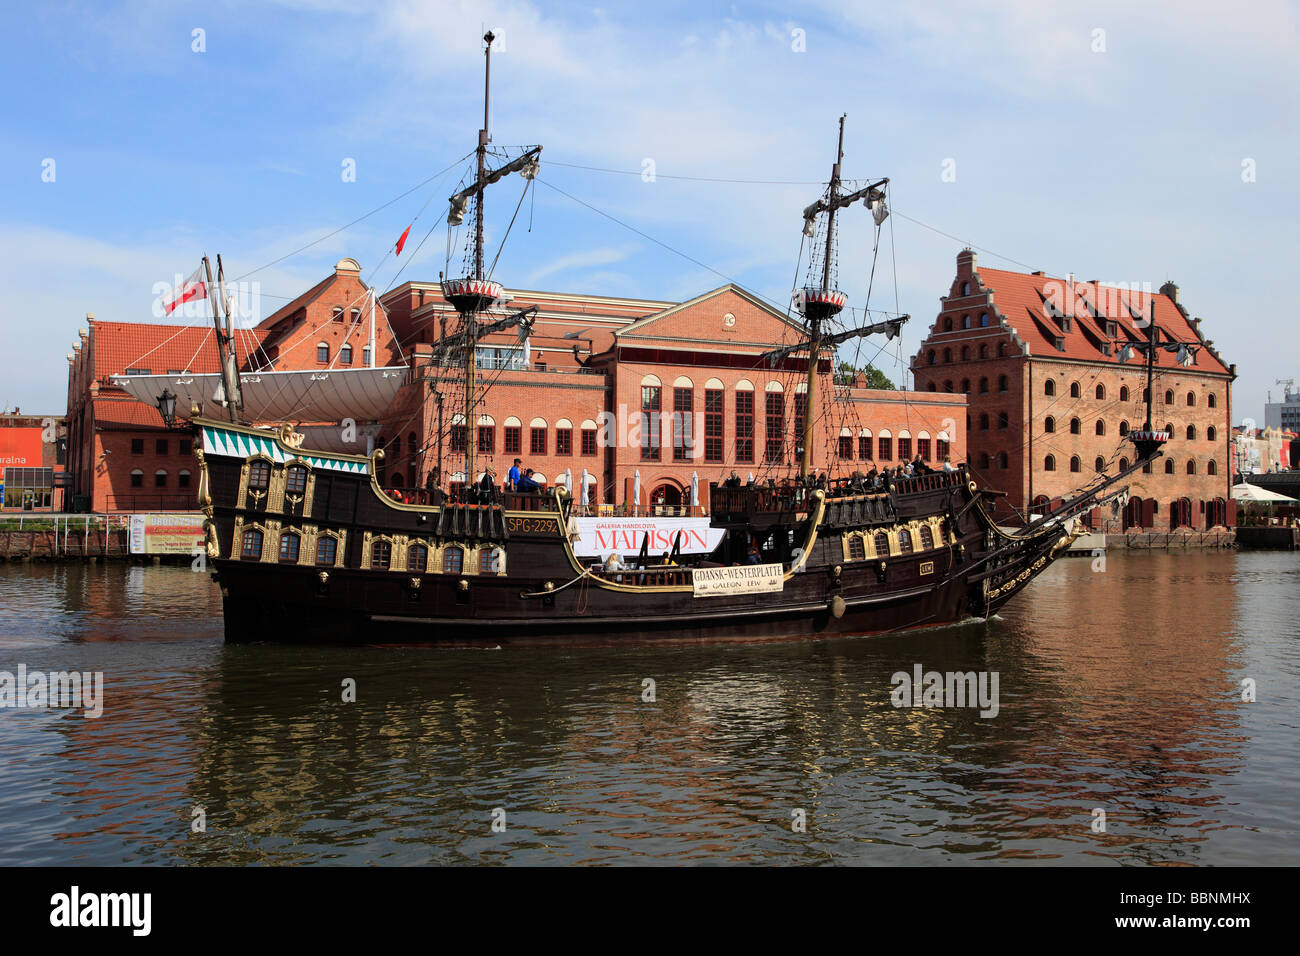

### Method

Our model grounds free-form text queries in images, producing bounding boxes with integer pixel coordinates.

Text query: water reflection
[0,551,1295,865]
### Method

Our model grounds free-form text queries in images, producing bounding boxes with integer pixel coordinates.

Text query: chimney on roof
[957,248,976,274]
[1159,281,1179,303]
[85,312,94,321]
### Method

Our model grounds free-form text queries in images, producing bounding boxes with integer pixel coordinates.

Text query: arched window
[1095,456,1105,472]
[1095,384,1106,400]
[961,345,970,361]
[1119,457,1129,472]
[241,528,263,560]
[963,314,971,328]
[1164,422,1174,437]
[898,528,913,553]
[944,380,954,393]
[154,469,168,487]
[1120,385,1130,402]
[393,435,402,461]
[979,377,989,394]
[371,540,392,570]
[979,344,989,359]
[1207,426,1217,442]
[408,543,428,573]
[1119,421,1129,436]
[1186,460,1197,474]
[919,525,934,549]
[944,317,953,331]
[1030,495,1050,516]
[1207,394,1217,409]
[1187,391,1196,406]
[1070,456,1081,473]
[1070,417,1081,435]
[962,282,970,295]
[979,312,989,327]
[443,546,464,574]
[998,342,1007,357]
[1164,389,1174,404]
[978,453,990,469]
[874,531,890,556]
[339,343,352,365]
[1207,460,1217,475]
[1044,379,1056,396]
[130,469,144,488]
[1044,454,1056,472]
[178,469,191,488]
[1142,388,1150,404]
[1186,424,1197,440]
[979,413,989,431]
[315,536,337,566]
[1096,419,1105,436]
[317,342,329,363]
[1164,459,1175,474]
[943,347,952,363]
[1070,381,1081,398]
[332,306,344,322]
[997,452,1008,469]
[279,531,300,563]
[286,465,308,495]
[927,349,937,365]
[961,378,970,394]
[997,412,1009,430]
[1044,416,1056,433]
[998,374,1008,392]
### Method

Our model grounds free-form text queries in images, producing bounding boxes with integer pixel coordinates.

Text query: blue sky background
[1,0,1295,423]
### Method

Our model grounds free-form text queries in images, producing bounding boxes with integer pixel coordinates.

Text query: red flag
[395,225,412,256]
[163,265,206,316]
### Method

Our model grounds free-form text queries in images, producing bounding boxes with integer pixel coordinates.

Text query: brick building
[0,412,67,511]
[912,250,1236,531]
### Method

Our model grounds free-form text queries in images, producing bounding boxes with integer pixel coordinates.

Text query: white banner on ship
[570,516,724,558]
[691,563,784,597]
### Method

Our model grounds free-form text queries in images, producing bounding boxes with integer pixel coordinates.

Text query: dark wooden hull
[194,419,1077,646]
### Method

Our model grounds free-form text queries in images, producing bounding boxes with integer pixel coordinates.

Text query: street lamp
[155,388,178,426]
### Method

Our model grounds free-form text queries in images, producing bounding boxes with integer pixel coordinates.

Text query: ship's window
[1070,417,1081,435]
[286,465,308,495]
[1070,456,1081,473]
[315,536,337,566]
[1044,416,1055,433]
[1207,393,1217,409]
[1186,424,1197,440]
[408,543,428,573]
[372,540,392,570]
[443,546,464,574]
[241,529,263,560]
[919,525,934,550]
[1044,379,1056,397]
[1164,459,1175,474]
[1207,460,1217,475]
[1207,426,1216,442]
[898,528,914,553]
[1044,454,1056,472]
[279,531,300,563]
[1070,381,1081,398]
[1120,385,1130,402]
[848,536,866,561]
[483,547,504,573]
[1096,419,1106,436]
[874,531,890,557]
[1096,384,1106,400]
[1095,457,1105,472]
[249,461,271,490]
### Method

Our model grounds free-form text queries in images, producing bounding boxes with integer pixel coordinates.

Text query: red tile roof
[974,268,1231,375]
[90,320,272,380]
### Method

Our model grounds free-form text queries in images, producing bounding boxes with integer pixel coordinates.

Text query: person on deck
[942,456,956,473]
[507,458,522,491]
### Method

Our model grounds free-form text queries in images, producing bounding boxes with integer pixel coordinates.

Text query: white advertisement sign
[570,516,724,558]
[691,563,785,597]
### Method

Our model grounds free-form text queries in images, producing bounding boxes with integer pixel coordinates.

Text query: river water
[0,550,1295,865]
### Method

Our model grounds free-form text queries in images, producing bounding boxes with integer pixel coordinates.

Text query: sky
[1,0,1296,423]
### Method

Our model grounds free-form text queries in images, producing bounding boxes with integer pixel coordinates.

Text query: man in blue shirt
[508,458,522,491]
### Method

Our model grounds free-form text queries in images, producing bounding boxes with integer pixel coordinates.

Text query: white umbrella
[633,469,641,514]
[1231,482,1297,504]
[691,471,699,508]
[581,468,590,507]
[747,472,755,484]
[564,468,573,496]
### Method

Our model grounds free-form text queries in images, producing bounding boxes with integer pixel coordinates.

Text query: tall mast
[204,254,241,424]
[462,30,494,486]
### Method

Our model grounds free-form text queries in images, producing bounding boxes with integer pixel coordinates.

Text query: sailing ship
[142,33,1185,644]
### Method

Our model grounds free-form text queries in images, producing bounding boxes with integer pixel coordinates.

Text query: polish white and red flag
[163,265,207,316]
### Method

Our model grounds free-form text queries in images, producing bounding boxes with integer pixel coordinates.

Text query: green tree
[836,361,895,390]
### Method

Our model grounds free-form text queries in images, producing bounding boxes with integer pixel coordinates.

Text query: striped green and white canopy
[201,425,370,476]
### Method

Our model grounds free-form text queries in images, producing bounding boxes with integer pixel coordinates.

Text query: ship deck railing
[379,486,559,512]
[587,564,695,588]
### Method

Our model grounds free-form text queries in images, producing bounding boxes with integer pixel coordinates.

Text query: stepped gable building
[381,281,967,510]
[912,249,1236,531]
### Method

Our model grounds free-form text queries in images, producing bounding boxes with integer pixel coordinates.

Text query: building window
[1044,455,1056,472]
[1187,391,1196,407]
[979,414,989,431]
[131,438,144,455]
[130,469,143,488]
[704,389,723,462]
[961,379,970,394]
[936,439,949,460]
[241,529,263,560]
[154,469,167,487]
[918,437,931,461]
[1207,426,1216,442]
[1095,456,1105,472]
[1119,421,1129,436]
[178,469,191,488]
[443,546,464,574]
[1207,394,1217,409]
[371,540,392,570]
[927,350,937,365]
[581,428,598,457]
[997,452,1008,470]
[641,386,661,461]
[279,531,300,563]
[1164,389,1174,404]
[998,342,1008,357]
[1165,459,1175,474]
[944,380,954,393]
[1096,420,1106,436]
[859,435,872,460]
[943,347,952,363]
[332,307,344,322]
[1120,385,1130,402]
[1120,457,1129,472]
[450,425,467,453]
[530,427,547,455]
[998,375,1008,392]
[979,344,989,359]
[340,344,352,365]
[556,427,572,456]
[735,390,754,463]
[878,436,892,460]
[1187,460,1197,474]
[979,377,989,394]
[898,437,912,460]
[1207,460,1217,475]
[408,544,428,573]
[764,392,784,464]
[478,426,494,454]
[1070,381,1081,398]
[978,453,990,469]
[504,426,521,455]
[673,387,693,461]
[1044,416,1056,433]
[315,536,337,566]
[1069,418,1081,435]
[317,343,329,363]
[838,435,853,458]
[155,438,168,455]
[362,346,371,366]
[179,439,191,455]
[998,412,1009,430]
[1096,384,1106,400]
[961,345,969,360]
[1044,380,1056,397]
[1070,456,1081,473]
[1186,424,1197,440]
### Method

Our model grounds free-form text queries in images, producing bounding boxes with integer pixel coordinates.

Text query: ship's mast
[463,30,494,486]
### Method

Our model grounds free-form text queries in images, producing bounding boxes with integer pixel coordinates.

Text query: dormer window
[1060,315,1072,333]
[1054,336,1065,351]
[1106,320,1117,338]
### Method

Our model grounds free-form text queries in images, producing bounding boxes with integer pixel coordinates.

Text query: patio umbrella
[691,471,699,508]
[1231,482,1297,504]
[564,468,573,496]
[581,469,590,506]
[633,469,641,513]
